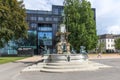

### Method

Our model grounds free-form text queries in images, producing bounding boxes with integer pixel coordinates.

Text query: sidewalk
[17,56,42,62]
[17,54,120,63]
[88,53,120,59]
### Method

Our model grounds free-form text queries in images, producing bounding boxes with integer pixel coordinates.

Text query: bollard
[67,55,70,62]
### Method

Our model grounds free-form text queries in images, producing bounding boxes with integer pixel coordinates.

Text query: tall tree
[64,0,97,52]
[0,0,28,47]
[115,38,120,50]
[97,41,105,53]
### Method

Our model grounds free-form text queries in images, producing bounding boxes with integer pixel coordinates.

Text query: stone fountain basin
[43,54,88,63]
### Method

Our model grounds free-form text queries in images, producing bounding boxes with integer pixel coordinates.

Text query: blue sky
[23,0,120,35]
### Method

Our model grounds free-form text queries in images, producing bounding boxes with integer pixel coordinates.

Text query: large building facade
[0,5,96,55]
[99,34,115,53]
[26,5,64,55]
[98,34,120,53]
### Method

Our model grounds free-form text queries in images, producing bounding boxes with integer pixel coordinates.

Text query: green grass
[0,57,26,64]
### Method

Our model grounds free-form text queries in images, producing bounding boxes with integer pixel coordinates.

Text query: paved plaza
[19,59,120,80]
[0,54,120,80]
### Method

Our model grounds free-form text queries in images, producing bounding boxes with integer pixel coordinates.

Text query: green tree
[22,32,36,46]
[14,31,37,50]
[97,41,105,53]
[115,38,120,50]
[0,0,28,47]
[64,0,97,52]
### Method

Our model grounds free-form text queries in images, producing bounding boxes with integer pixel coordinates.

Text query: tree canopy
[0,0,28,47]
[64,0,98,52]
[97,41,105,53]
[115,38,120,50]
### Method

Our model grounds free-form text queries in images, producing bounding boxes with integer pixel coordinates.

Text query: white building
[99,34,115,52]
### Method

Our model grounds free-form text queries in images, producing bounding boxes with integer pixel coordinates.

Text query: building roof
[99,34,114,39]
[26,5,64,15]
[26,10,52,14]
[99,34,120,39]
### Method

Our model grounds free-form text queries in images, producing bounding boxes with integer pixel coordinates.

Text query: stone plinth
[43,54,88,63]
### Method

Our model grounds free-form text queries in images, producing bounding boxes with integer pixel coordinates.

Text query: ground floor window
[0,30,37,55]
[0,41,17,55]
[22,30,37,48]
[38,32,52,46]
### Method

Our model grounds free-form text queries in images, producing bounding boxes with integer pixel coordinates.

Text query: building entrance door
[37,23,53,54]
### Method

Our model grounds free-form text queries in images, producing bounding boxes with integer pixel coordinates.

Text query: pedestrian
[97,52,102,58]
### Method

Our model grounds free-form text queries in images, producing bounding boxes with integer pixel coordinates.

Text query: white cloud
[23,0,120,35]
[90,0,120,35]
[107,25,120,34]
[23,0,63,10]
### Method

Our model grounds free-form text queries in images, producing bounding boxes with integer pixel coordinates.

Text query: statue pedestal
[56,42,71,54]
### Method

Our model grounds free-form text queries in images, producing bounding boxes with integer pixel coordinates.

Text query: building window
[53,9,58,15]
[31,23,37,28]
[53,17,58,21]
[111,45,114,47]
[102,39,104,42]
[60,10,64,16]
[38,32,52,46]
[38,17,44,21]
[18,31,37,48]
[25,31,37,47]
[7,41,17,54]
[52,24,58,28]
[38,27,52,31]
[111,39,114,42]
[45,17,52,21]
[30,17,37,21]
